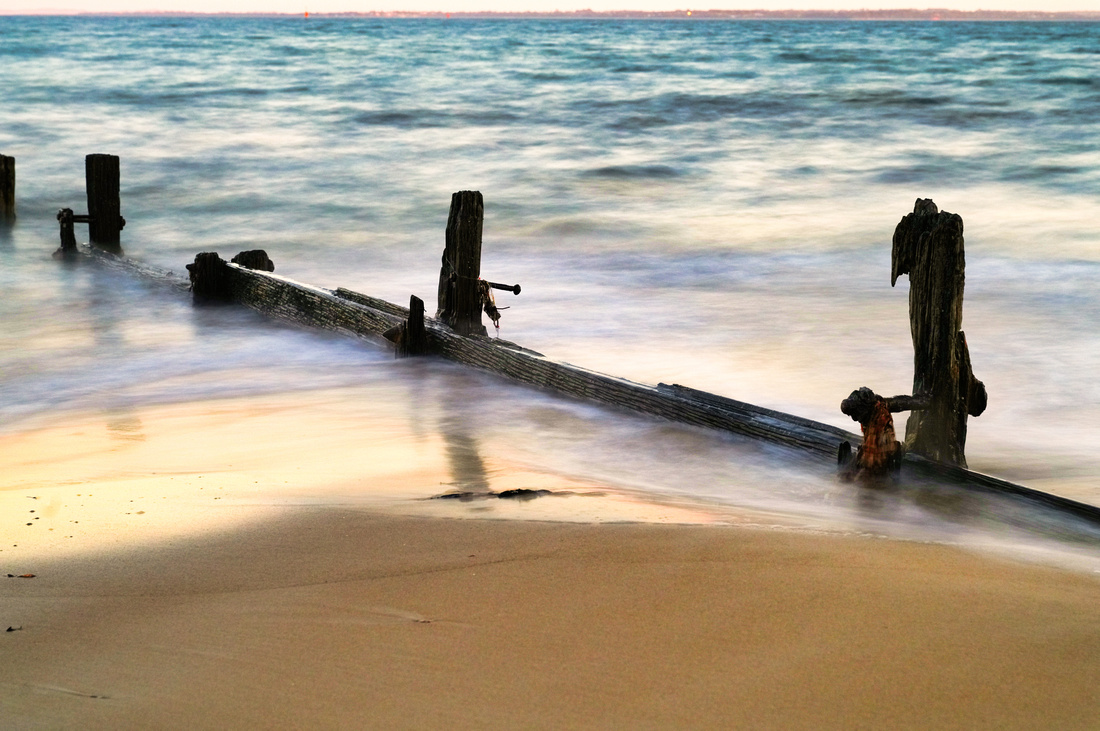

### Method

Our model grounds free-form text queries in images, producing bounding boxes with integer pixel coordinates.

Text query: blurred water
[2,17,1100,561]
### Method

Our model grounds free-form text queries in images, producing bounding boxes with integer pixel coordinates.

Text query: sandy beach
[3,395,1100,729]
[5,12,1100,730]
[3,508,1100,730]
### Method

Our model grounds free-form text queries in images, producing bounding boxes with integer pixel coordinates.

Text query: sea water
[2,16,1100,564]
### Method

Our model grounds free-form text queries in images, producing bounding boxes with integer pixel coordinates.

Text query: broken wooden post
[437,190,486,336]
[405,295,428,356]
[186,252,232,301]
[230,249,275,272]
[85,154,125,248]
[892,199,987,467]
[187,250,276,302]
[55,208,77,254]
[384,295,430,357]
[54,208,94,256]
[0,155,15,224]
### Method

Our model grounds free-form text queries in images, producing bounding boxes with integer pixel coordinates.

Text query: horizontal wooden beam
[224,264,1100,526]
[220,265,857,457]
[64,245,1100,527]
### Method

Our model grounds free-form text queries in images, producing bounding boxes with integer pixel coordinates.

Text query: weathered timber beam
[335,287,540,355]
[334,287,415,320]
[901,454,1100,525]
[59,245,1100,527]
[221,267,1100,522]
[659,383,856,448]
[226,265,405,338]
[228,265,861,459]
[62,243,190,292]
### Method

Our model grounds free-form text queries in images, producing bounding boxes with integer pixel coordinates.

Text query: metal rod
[484,280,521,295]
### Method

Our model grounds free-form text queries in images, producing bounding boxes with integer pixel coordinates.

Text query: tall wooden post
[891,198,987,467]
[437,190,486,336]
[0,155,14,224]
[86,154,124,247]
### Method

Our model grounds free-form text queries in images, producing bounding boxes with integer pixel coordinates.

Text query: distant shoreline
[7,10,1100,21]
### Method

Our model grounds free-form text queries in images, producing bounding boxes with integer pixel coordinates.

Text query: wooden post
[56,208,76,253]
[383,295,429,357]
[0,155,14,224]
[230,249,275,272]
[405,295,428,356]
[85,154,125,248]
[892,199,987,467]
[438,190,486,336]
[186,252,232,301]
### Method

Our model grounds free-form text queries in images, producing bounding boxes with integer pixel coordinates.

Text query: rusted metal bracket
[838,387,929,481]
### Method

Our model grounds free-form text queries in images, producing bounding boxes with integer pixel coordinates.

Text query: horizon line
[5,8,1100,18]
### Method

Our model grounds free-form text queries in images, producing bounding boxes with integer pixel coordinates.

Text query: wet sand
[3,394,1100,728]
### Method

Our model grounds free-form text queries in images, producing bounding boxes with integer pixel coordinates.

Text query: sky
[4,0,1100,13]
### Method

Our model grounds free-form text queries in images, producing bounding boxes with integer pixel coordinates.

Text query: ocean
[2,16,1100,566]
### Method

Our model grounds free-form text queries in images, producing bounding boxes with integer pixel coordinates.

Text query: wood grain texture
[0,154,14,223]
[439,190,486,336]
[85,154,123,248]
[57,245,1100,525]
[892,198,986,466]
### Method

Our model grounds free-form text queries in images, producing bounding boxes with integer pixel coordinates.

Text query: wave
[842,90,954,108]
[581,91,816,129]
[350,109,523,128]
[1039,76,1095,87]
[582,164,683,180]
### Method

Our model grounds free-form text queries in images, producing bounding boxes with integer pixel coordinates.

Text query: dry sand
[3,509,1100,730]
[3,394,1100,729]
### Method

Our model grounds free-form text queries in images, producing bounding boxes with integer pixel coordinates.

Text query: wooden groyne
[190,259,1100,525]
[217,260,859,458]
[61,245,1100,525]
[43,158,1100,527]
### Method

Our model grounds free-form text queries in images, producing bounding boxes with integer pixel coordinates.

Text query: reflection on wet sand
[439,405,492,495]
[106,411,145,443]
[433,372,579,503]
[0,385,736,562]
